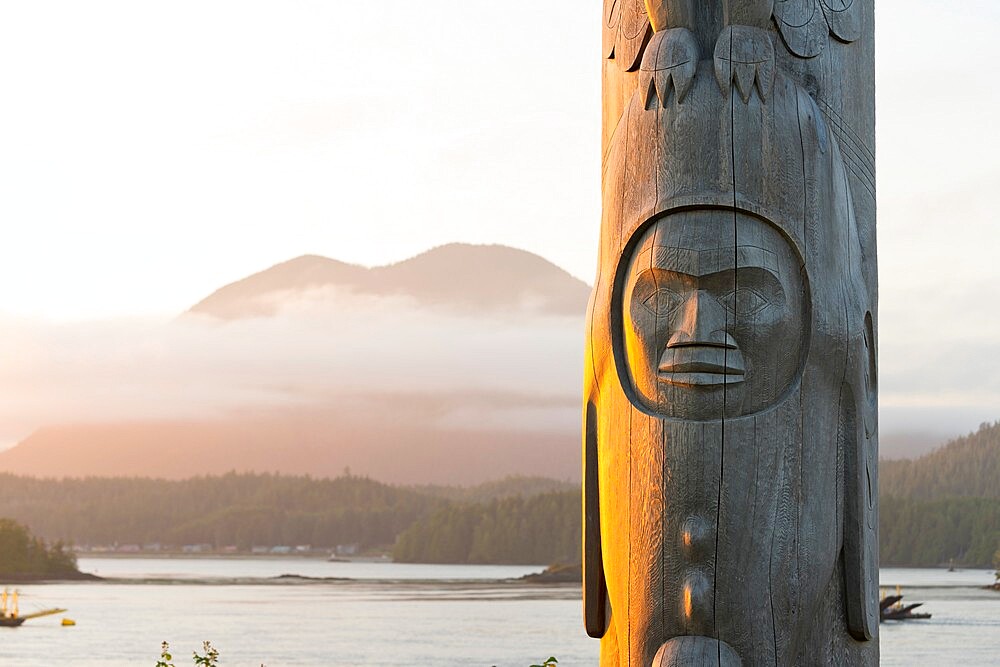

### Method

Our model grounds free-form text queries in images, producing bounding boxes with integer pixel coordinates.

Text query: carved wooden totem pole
[583,1,877,665]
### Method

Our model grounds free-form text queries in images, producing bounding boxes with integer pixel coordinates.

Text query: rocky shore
[517,563,581,584]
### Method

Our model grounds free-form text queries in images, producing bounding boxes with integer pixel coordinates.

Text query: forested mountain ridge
[393,491,579,565]
[881,496,1000,567]
[881,421,1000,500]
[0,471,580,564]
[394,425,1000,567]
[2,422,998,568]
[406,476,577,504]
[0,473,444,551]
[879,422,1000,567]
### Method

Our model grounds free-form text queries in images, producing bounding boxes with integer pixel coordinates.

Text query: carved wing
[844,310,879,641]
[772,0,862,57]
[604,0,652,71]
[583,398,606,638]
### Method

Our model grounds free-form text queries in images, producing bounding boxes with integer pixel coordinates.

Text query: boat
[879,585,931,622]
[0,589,67,628]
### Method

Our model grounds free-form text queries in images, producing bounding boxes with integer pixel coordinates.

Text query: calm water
[0,559,996,666]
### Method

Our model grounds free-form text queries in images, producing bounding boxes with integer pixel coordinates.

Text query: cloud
[2,273,996,454]
[0,290,585,449]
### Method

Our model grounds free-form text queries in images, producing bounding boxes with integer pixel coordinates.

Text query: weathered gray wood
[653,635,741,666]
[585,1,878,664]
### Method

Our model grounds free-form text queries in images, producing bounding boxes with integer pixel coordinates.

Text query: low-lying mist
[0,288,584,450]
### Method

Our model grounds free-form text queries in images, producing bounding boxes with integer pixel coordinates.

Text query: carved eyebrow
[635,244,780,278]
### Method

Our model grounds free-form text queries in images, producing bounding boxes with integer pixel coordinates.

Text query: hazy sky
[1,1,999,440]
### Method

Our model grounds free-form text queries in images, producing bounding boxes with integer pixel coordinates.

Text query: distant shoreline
[76,554,992,572]
[76,552,387,561]
[0,571,102,583]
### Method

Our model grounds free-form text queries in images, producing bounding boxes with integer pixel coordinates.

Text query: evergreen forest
[0,518,79,578]
[879,421,1000,566]
[392,492,580,564]
[0,422,997,567]
[0,473,445,552]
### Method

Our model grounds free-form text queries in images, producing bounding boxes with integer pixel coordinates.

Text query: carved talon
[713,25,776,103]
[640,28,700,107]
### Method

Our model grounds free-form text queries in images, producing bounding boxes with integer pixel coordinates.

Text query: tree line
[395,423,1000,567]
[0,472,444,551]
[881,422,1000,500]
[0,518,78,578]
[1,422,998,567]
[879,421,1000,567]
[392,491,580,565]
[880,496,1000,567]
[393,488,1000,568]
[0,472,571,555]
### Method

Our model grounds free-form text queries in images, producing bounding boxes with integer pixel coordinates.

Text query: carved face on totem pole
[621,211,807,420]
[585,2,878,666]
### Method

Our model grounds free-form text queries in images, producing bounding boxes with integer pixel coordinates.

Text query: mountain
[0,472,444,551]
[188,244,590,319]
[0,244,588,484]
[0,403,580,484]
[0,241,962,483]
[880,421,1000,500]
[880,422,1000,567]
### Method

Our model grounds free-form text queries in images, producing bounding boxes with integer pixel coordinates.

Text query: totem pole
[583,1,877,665]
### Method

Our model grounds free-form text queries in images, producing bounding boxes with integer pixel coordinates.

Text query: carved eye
[719,288,770,317]
[639,288,682,317]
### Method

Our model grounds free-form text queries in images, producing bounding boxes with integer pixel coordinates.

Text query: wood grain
[588,2,877,664]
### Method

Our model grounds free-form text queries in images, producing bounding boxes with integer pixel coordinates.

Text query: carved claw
[639,28,700,107]
[713,26,775,104]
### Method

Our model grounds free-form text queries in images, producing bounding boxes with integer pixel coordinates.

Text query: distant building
[335,543,359,556]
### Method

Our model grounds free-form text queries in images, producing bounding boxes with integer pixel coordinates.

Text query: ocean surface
[0,559,996,666]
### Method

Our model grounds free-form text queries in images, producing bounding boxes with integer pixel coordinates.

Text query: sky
[1,1,999,444]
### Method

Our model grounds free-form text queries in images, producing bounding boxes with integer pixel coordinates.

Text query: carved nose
[667,290,736,349]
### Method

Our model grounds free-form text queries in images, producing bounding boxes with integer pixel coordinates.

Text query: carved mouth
[658,347,745,387]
